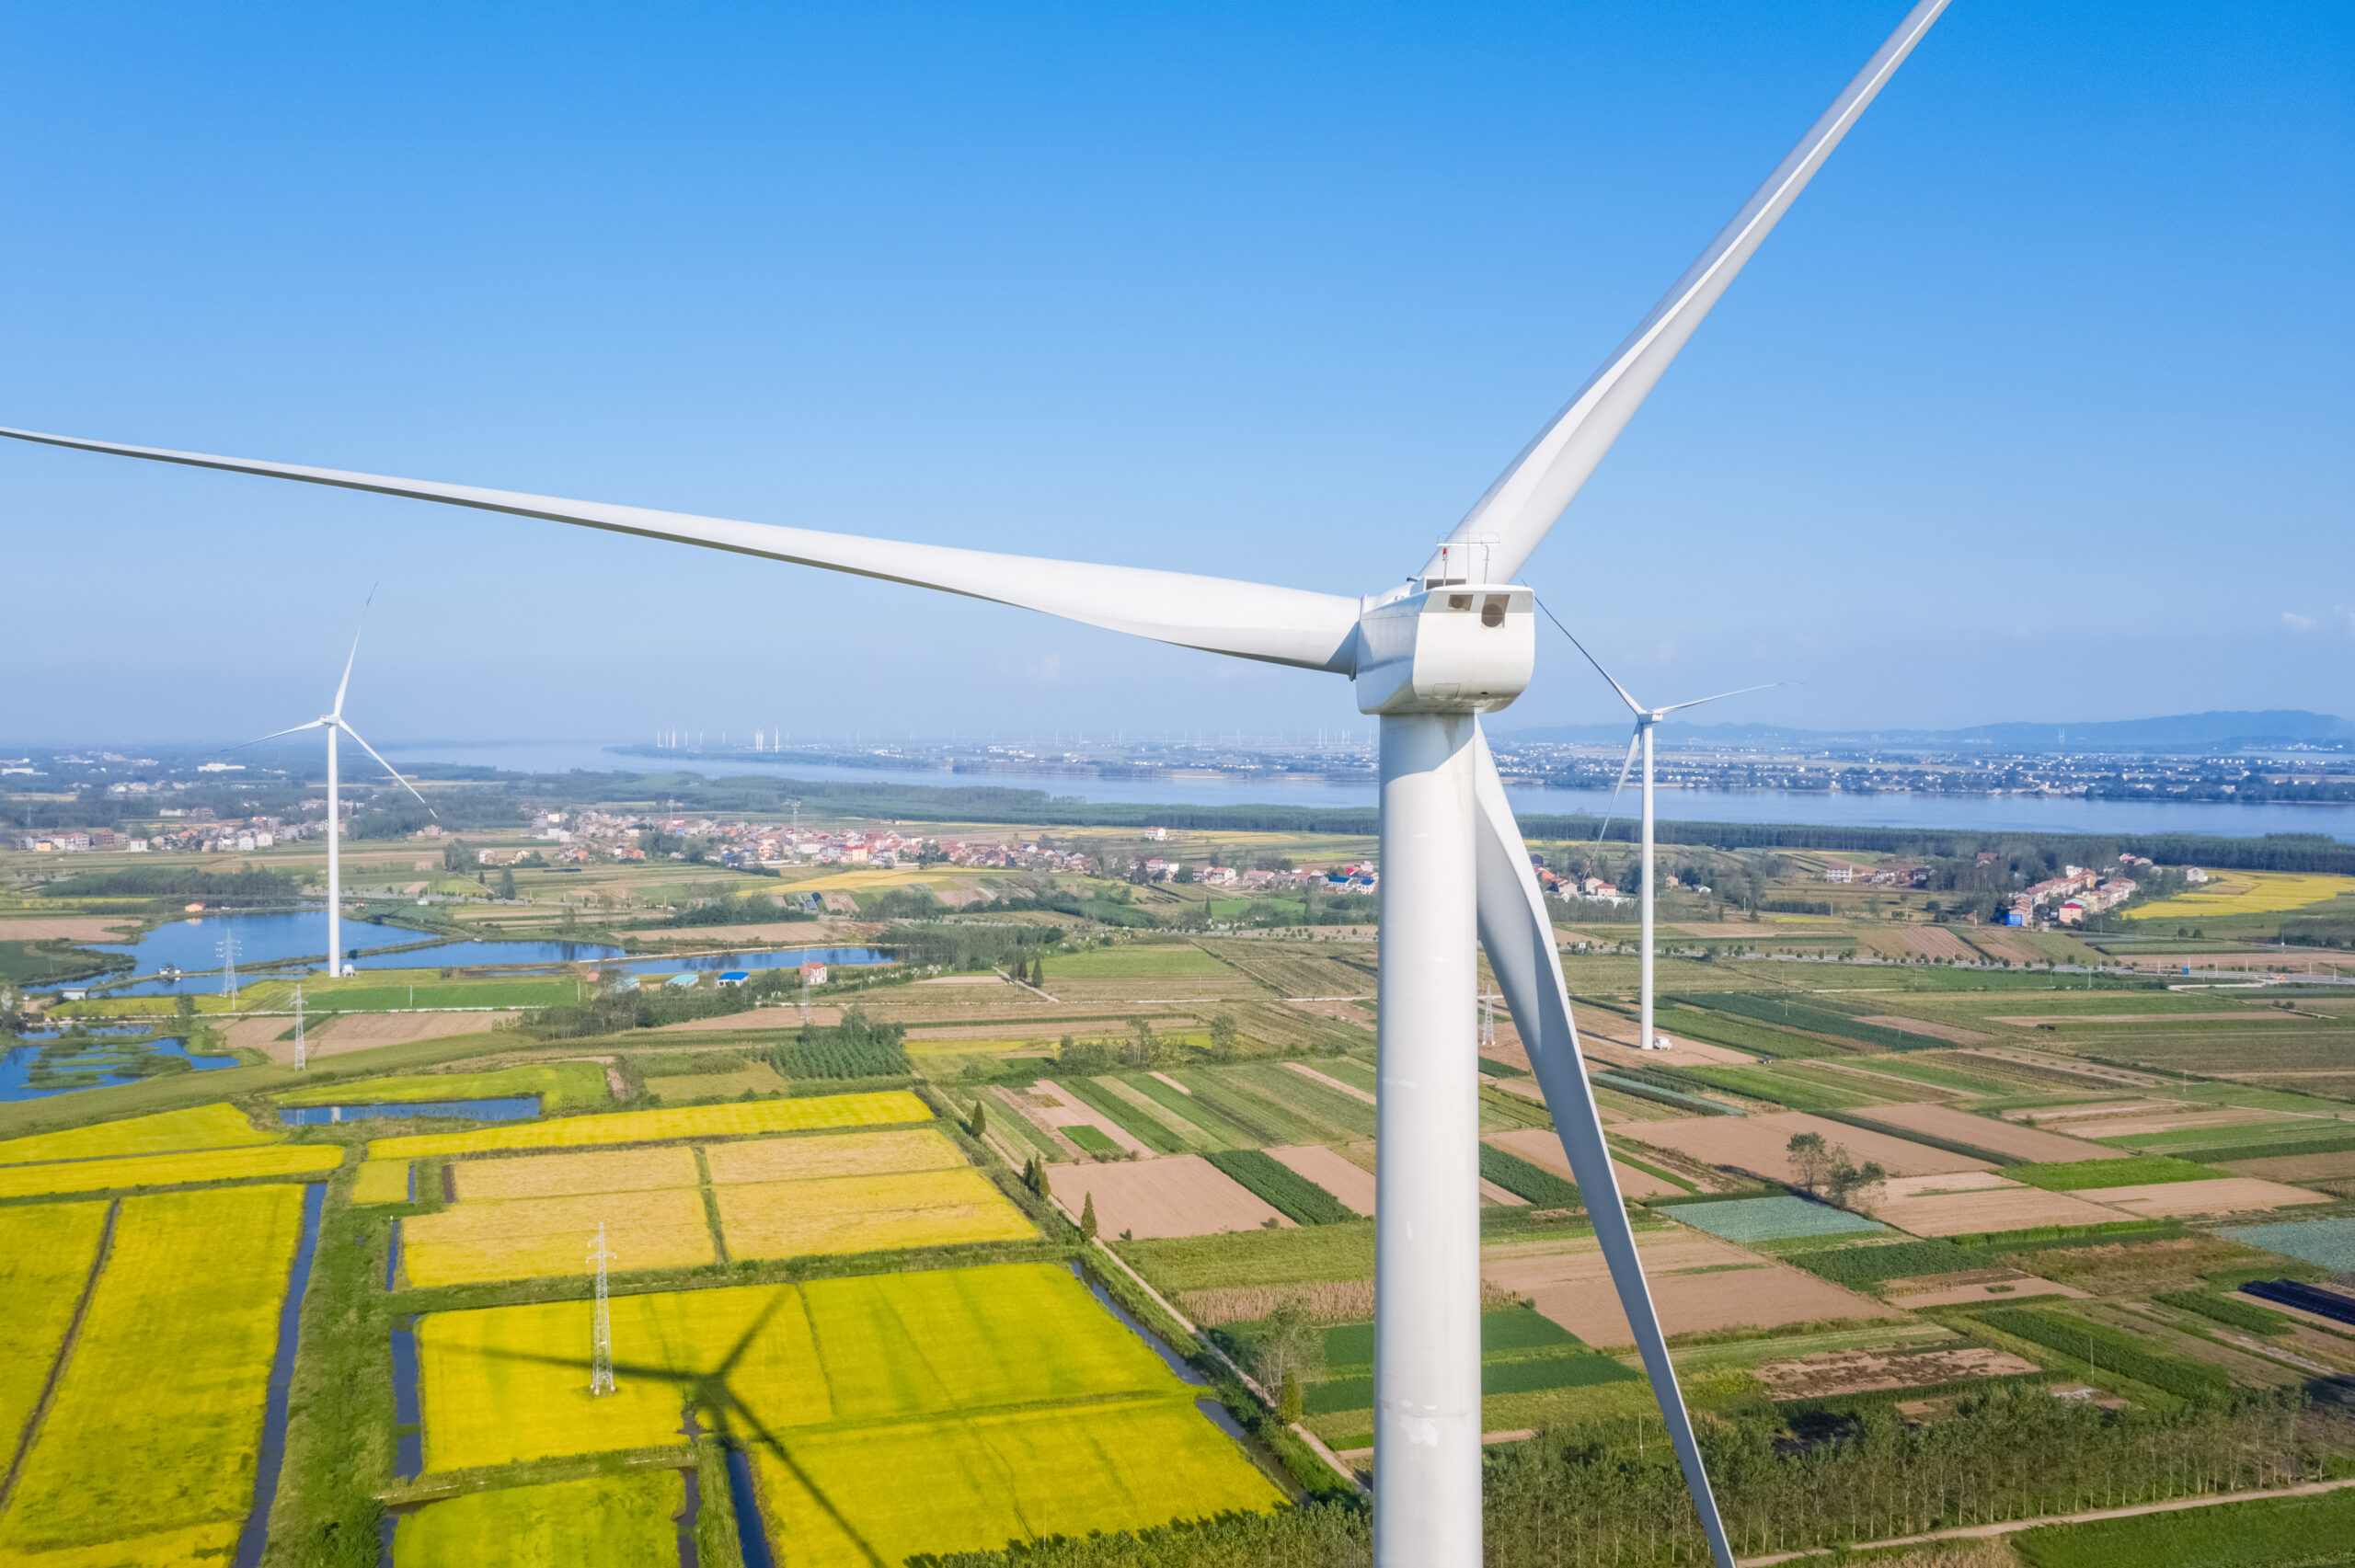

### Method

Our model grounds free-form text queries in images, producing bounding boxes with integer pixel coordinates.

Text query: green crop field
[0,1142,343,1200]
[0,1202,109,1456]
[2012,1156,2223,1190]
[0,1100,271,1163]
[1114,1221,1377,1295]
[1041,944,1231,978]
[2015,1483,2355,1568]
[367,1090,931,1158]
[396,1472,685,1568]
[244,972,586,1012]
[277,1060,610,1111]
[753,1395,1281,1564]
[0,1185,304,1557]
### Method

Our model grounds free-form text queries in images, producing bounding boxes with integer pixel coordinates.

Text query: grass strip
[2010,1155,2225,1190]
[1205,1150,1355,1225]
[1477,1144,1581,1208]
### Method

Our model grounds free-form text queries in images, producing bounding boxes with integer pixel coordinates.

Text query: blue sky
[4,1,2348,746]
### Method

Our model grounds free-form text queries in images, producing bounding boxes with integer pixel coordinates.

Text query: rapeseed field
[717,1167,1035,1259]
[401,1186,716,1287]
[702,1126,963,1184]
[2126,870,2355,921]
[454,1144,700,1201]
[395,1472,684,1568]
[0,1202,109,1455]
[368,1090,930,1159]
[350,1158,412,1204]
[0,1186,304,1557]
[0,1100,270,1164]
[0,1143,342,1200]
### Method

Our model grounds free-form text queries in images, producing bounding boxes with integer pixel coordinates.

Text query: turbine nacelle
[1352,583,1534,715]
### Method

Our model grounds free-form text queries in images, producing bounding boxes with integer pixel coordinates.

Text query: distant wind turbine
[241,605,433,978]
[0,5,1950,1560]
[1553,614,1785,1052]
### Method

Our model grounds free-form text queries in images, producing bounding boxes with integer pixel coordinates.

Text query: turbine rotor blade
[335,720,435,816]
[332,589,374,718]
[1591,730,1640,854]
[232,719,329,750]
[1469,725,1735,1568]
[1537,598,1643,715]
[1423,0,1950,586]
[0,426,1362,674]
[1654,681,1791,716]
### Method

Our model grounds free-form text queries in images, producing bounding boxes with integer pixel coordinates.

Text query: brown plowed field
[2072,1177,2330,1219]
[1617,1111,1990,1182]
[1051,1155,1290,1239]
[0,918,141,941]
[1850,1103,2126,1163]
[1754,1345,2039,1399]
[1882,1269,2089,1307]
[2226,1150,2355,1183]
[241,1010,518,1063]
[1872,1184,2123,1237]
[1480,1232,1888,1348]
[1900,927,1982,962]
[1267,1145,1378,1215]
[1484,1127,1685,1199]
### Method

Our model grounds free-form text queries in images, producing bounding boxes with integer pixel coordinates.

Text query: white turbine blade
[332,588,375,718]
[232,719,329,749]
[1469,726,1735,1568]
[1654,681,1790,717]
[0,427,1361,673]
[1422,0,1949,587]
[1537,599,1643,715]
[1591,728,1640,852]
[335,721,435,817]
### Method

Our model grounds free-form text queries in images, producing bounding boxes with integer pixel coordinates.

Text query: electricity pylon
[589,1222,616,1396]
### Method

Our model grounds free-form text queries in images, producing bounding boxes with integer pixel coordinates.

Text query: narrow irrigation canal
[234,1183,326,1568]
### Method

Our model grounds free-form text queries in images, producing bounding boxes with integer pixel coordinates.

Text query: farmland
[0,1186,304,1558]
[276,1059,610,1111]
[0,1099,271,1162]
[0,1202,109,1457]
[718,1166,1037,1258]
[402,1185,718,1285]
[368,1090,930,1158]
[0,1141,344,1199]
[395,1472,685,1568]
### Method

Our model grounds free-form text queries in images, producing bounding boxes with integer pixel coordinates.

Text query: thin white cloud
[2281,610,2316,632]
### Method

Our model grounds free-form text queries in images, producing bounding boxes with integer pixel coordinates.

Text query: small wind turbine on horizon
[1555,617,1786,1053]
[0,5,1953,1561]
[242,604,434,979]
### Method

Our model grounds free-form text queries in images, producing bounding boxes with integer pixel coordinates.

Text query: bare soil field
[1618,1111,1990,1182]
[643,1004,837,1033]
[703,1127,964,1185]
[1965,930,2047,966]
[1481,1232,1888,1348]
[1053,1155,1291,1239]
[1997,1099,2178,1123]
[1579,1029,1758,1068]
[1484,1127,1685,1199]
[1853,1015,1993,1046]
[2039,1107,2297,1140]
[2226,1150,2355,1183]
[1028,1082,1156,1157]
[1285,997,1374,1025]
[1882,1269,2089,1308]
[1282,1061,1375,1105]
[0,917,140,941]
[456,1146,699,1201]
[1753,1345,2039,1399]
[1267,1144,1379,1215]
[2072,1176,2330,1219]
[1900,927,1983,963]
[1872,1183,2123,1238]
[241,1010,519,1064]
[1878,1171,2017,1199]
[1851,1103,2126,1163]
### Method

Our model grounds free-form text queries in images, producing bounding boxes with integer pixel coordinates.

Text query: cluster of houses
[2008,864,2142,926]
[1822,862,1931,887]
[11,811,325,855]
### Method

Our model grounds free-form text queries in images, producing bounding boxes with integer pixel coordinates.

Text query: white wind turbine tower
[242,613,435,980]
[0,6,1949,1561]
[1557,621,1785,1052]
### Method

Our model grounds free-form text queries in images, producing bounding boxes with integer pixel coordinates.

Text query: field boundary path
[1737,1473,2355,1565]
[1082,1236,1367,1498]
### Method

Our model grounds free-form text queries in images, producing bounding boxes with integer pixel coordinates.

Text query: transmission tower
[218,929,238,1009]
[1480,991,1497,1053]
[588,1222,616,1396]
[293,985,306,1071]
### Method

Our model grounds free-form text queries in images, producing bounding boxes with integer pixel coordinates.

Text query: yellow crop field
[753,1397,1284,1565]
[0,1101,271,1165]
[0,1144,343,1201]
[718,1167,1035,1261]
[396,1472,685,1567]
[0,1520,243,1566]
[351,1159,413,1204]
[787,867,949,891]
[368,1091,931,1159]
[419,1263,1199,1471]
[0,1202,109,1454]
[455,1146,700,1201]
[2127,870,2355,921]
[0,1186,304,1557]
[704,1127,964,1185]
[401,1187,716,1288]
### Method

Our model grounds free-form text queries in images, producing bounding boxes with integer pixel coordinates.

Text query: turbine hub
[1352,583,1534,715]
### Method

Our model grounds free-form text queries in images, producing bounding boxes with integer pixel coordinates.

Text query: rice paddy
[0,1186,304,1557]
[366,1090,931,1158]
[401,1186,718,1287]
[718,1167,1036,1259]
[0,1142,344,1199]
[0,1101,271,1163]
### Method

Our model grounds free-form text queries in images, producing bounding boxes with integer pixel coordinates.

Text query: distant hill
[1502,710,2355,754]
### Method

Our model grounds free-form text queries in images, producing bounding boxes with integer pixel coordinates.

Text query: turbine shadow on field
[476,1289,885,1566]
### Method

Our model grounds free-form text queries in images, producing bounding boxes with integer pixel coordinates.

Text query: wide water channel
[616,945,892,976]
[236,1184,326,1568]
[90,913,624,995]
[279,1096,539,1126]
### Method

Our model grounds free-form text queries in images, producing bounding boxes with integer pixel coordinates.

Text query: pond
[92,911,409,974]
[278,1095,540,1126]
[0,1036,237,1103]
[615,946,892,976]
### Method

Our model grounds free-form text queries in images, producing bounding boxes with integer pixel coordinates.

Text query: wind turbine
[0,5,1949,1561]
[243,610,434,979]
[1555,616,1784,1053]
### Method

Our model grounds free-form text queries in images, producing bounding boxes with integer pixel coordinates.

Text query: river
[381,739,2355,843]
